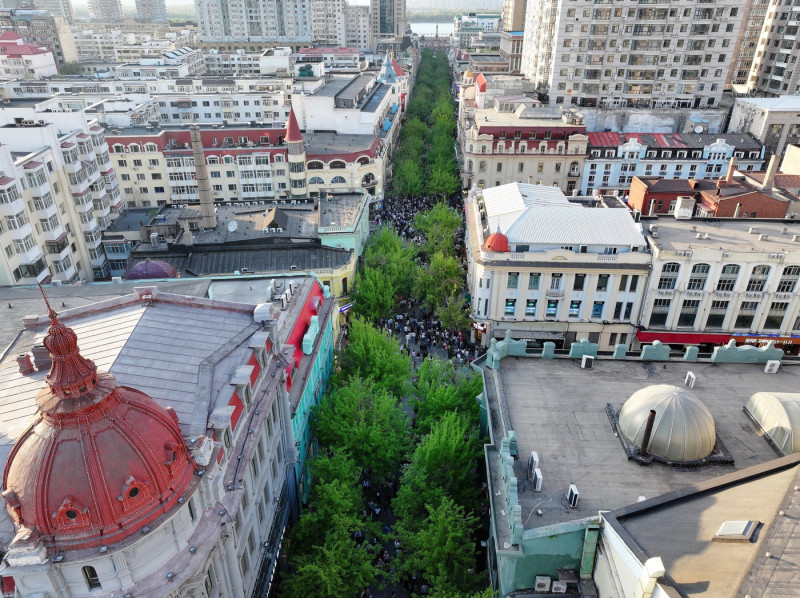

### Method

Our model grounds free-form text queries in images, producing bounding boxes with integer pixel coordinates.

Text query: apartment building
[135,0,167,22]
[521,0,744,108]
[465,183,651,351]
[746,0,800,96]
[114,48,206,79]
[371,0,406,51]
[728,0,766,88]
[582,132,765,194]
[638,216,800,354]
[501,0,525,32]
[0,111,121,285]
[0,9,78,66]
[345,3,373,50]
[196,0,312,43]
[204,49,262,76]
[0,0,74,22]
[311,0,346,46]
[0,31,57,79]
[88,0,124,22]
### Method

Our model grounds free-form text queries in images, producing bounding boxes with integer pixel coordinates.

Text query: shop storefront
[732,334,800,355]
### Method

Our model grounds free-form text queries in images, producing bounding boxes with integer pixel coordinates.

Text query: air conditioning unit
[567,484,580,508]
[534,576,551,592]
[568,75,573,80]
[581,355,594,369]
[764,360,781,374]
[527,451,540,477]
[532,467,543,492]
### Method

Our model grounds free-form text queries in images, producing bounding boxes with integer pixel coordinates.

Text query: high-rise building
[195,0,312,43]
[88,0,123,21]
[520,0,745,108]
[370,0,405,50]
[310,0,345,46]
[345,3,372,49]
[746,2,800,96]
[135,0,167,22]
[727,0,761,88]
[501,0,525,32]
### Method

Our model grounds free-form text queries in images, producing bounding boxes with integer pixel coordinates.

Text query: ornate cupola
[1,293,194,551]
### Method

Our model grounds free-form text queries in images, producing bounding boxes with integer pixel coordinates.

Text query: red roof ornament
[1,289,194,550]
[484,229,509,252]
[285,107,303,142]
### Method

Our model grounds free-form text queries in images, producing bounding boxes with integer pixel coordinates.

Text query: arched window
[207,156,219,164]
[778,265,800,293]
[357,156,369,165]
[309,176,324,184]
[83,566,101,589]
[223,155,234,164]
[307,161,324,170]
[716,264,740,291]
[747,265,771,292]
[144,143,158,152]
[479,161,487,172]
[273,154,285,163]
[330,160,346,169]
[658,262,680,290]
[331,176,346,184]
[687,263,710,290]
[112,144,124,153]
[569,161,579,174]
[128,144,140,153]
[468,160,473,172]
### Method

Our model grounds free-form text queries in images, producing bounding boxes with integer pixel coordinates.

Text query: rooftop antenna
[37,282,57,320]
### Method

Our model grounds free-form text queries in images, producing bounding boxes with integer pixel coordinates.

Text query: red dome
[484,231,509,252]
[1,302,193,551]
[125,258,179,280]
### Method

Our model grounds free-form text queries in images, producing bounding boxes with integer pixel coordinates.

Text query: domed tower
[285,107,307,199]
[1,295,194,551]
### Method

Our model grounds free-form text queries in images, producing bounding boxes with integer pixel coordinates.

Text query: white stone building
[0,32,57,79]
[465,183,651,350]
[0,277,335,597]
[521,0,745,108]
[0,110,121,285]
[637,216,800,353]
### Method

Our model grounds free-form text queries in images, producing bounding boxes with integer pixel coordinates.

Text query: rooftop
[587,132,762,150]
[648,217,800,253]
[483,357,796,536]
[105,207,154,233]
[734,96,800,111]
[472,106,581,128]
[304,132,378,155]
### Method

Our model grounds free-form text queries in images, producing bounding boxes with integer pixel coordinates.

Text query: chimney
[190,124,217,230]
[640,409,657,458]
[762,155,779,193]
[31,344,51,371]
[17,353,34,375]
[733,202,741,218]
[648,198,656,216]
[725,156,737,183]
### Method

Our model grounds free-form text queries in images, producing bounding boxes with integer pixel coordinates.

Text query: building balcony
[545,288,564,298]
[6,222,34,241]
[80,219,99,234]
[64,160,82,174]
[42,225,67,243]
[12,244,45,268]
[89,252,107,267]
[0,197,25,217]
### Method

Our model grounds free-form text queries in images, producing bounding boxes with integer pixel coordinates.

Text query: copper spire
[38,284,98,399]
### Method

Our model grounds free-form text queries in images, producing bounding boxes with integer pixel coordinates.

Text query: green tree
[315,377,411,480]
[428,165,462,199]
[400,117,428,142]
[363,227,418,299]
[414,252,463,310]
[414,203,462,257]
[353,267,395,322]
[283,526,379,598]
[437,286,471,332]
[393,158,425,196]
[394,412,482,523]
[412,359,482,434]
[397,497,480,593]
[337,317,411,398]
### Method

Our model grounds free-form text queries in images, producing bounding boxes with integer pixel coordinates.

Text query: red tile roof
[285,108,303,142]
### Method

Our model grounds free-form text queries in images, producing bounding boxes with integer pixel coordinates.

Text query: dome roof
[745,392,800,455]
[2,298,193,551]
[619,384,716,462]
[126,258,179,280]
[484,230,509,252]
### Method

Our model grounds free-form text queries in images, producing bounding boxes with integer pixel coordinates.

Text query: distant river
[411,21,455,36]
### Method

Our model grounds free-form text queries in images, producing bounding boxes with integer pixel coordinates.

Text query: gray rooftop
[305,132,377,154]
[315,76,356,97]
[106,207,155,233]
[649,218,800,253]
[482,356,796,535]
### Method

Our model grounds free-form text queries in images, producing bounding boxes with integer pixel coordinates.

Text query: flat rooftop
[473,106,581,127]
[316,76,357,97]
[483,357,797,536]
[649,218,800,253]
[106,207,154,233]
[304,132,377,154]
[318,193,363,228]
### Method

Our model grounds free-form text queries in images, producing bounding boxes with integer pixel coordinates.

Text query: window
[764,302,788,329]
[706,300,728,328]
[614,302,623,320]
[658,262,680,289]
[746,265,770,292]
[507,272,519,288]
[649,298,671,327]
[569,301,581,317]
[618,274,628,291]
[592,301,604,319]
[629,275,638,292]
[525,299,537,315]
[83,566,101,589]
[716,264,740,291]
[687,263,710,290]
[677,300,699,327]
[573,274,585,291]
[528,273,540,290]
[505,299,516,315]
[777,265,800,293]
[550,274,562,291]
[735,301,759,329]
[597,274,609,291]
[496,163,503,172]
[546,300,558,317]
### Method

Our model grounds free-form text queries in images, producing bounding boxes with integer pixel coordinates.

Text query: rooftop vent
[712,520,759,543]
[759,234,769,241]
[749,227,760,234]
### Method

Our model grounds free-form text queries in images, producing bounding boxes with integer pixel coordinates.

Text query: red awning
[636,331,732,345]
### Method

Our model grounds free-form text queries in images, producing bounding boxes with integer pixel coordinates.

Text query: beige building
[727,96,800,160]
[746,1,800,96]
[465,183,650,351]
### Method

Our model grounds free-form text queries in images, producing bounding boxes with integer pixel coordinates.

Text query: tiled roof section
[476,73,487,92]
[285,108,303,143]
[22,160,42,169]
[391,57,405,76]
[588,132,761,150]
[504,206,645,246]
[747,172,800,189]
[640,178,696,193]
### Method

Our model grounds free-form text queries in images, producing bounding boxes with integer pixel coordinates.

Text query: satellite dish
[694,126,704,133]
[228,220,238,232]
